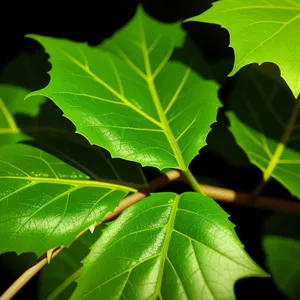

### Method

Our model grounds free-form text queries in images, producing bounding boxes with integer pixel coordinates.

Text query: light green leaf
[0,143,145,256]
[187,0,300,98]
[263,213,300,300]
[226,66,300,198]
[38,225,104,300]
[27,7,220,170]
[71,192,267,300]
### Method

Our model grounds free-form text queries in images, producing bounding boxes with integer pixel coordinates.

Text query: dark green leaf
[207,109,250,167]
[263,213,300,300]
[38,225,104,300]
[0,49,63,147]
[227,66,300,198]
[72,192,267,300]
[27,7,220,170]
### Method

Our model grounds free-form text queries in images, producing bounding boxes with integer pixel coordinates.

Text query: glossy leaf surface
[227,66,300,198]
[0,144,142,256]
[72,192,267,300]
[263,213,300,300]
[187,0,300,98]
[28,8,220,170]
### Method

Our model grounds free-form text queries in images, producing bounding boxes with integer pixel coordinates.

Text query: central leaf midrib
[59,49,162,129]
[0,98,19,133]
[153,195,179,298]
[262,99,300,182]
[0,175,136,192]
[139,16,187,170]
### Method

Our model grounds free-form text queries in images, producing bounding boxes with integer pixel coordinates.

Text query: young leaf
[226,66,300,198]
[187,0,300,98]
[71,192,267,300]
[263,213,300,300]
[27,7,220,170]
[0,143,142,257]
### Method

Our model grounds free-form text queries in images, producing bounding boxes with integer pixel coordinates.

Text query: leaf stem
[47,267,82,300]
[182,168,205,194]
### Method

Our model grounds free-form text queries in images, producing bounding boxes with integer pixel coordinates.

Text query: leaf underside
[72,192,267,300]
[187,0,300,98]
[27,7,220,170]
[227,66,300,198]
[0,144,142,256]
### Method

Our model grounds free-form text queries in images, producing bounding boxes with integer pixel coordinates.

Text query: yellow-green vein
[139,14,187,170]
[0,98,19,132]
[262,99,300,182]
[0,176,136,192]
[59,49,162,128]
[153,195,179,297]
[164,67,191,114]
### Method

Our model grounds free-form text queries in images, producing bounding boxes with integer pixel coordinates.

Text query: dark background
[0,0,295,299]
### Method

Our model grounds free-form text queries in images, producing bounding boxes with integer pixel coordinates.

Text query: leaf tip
[88,223,96,234]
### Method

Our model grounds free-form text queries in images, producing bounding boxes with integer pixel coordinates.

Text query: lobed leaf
[226,66,300,198]
[71,192,267,300]
[187,0,300,98]
[0,144,144,256]
[27,7,220,170]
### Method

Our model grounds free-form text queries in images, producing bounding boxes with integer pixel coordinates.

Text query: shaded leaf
[27,7,220,170]
[38,225,104,300]
[0,48,65,147]
[207,108,250,167]
[263,213,300,300]
[187,0,300,98]
[0,144,142,256]
[72,192,267,300]
[226,66,300,198]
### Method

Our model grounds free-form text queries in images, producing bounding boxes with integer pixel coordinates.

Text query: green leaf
[0,49,59,146]
[71,192,267,300]
[27,7,220,170]
[226,66,300,198]
[38,225,104,300]
[187,0,300,98]
[0,143,144,256]
[263,213,300,300]
[207,109,250,168]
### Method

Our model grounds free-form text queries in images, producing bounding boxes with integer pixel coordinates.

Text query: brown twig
[2,170,300,299]
[198,183,300,214]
